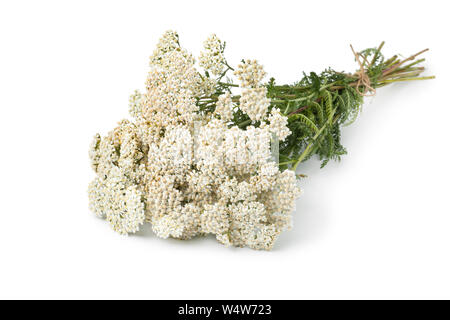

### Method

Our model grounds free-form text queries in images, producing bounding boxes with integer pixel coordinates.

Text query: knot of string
[350,44,376,96]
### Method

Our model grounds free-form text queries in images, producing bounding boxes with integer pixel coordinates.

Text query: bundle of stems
[199,42,434,171]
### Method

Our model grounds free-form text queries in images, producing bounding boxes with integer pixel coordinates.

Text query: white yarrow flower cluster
[214,92,234,121]
[239,87,271,122]
[264,107,292,141]
[199,34,226,76]
[88,31,299,250]
[149,30,179,65]
[233,58,290,139]
[234,59,267,88]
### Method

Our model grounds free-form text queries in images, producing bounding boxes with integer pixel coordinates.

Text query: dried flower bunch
[89,31,433,250]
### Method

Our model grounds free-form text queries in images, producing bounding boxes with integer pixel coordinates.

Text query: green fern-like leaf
[310,101,324,126]
[290,113,319,134]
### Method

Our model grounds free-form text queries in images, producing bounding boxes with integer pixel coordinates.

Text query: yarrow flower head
[214,92,234,121]
[239,87,271,122]
[234,59,267,88]
[199,34,226,76]
[149,30,180,66]
[264,107,291,141]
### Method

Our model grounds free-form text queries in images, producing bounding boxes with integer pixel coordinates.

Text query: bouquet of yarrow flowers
[88,31,433,250]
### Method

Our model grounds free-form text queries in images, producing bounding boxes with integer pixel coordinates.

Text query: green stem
[279,160,297,166]
[238,119,252,128]
[293,124,327,170]
[378,76,435,84]
[218,82,239,87]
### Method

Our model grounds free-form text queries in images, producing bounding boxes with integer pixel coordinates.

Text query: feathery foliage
[260,43,432,169]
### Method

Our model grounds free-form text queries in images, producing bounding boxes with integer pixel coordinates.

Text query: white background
[1,0,449,299]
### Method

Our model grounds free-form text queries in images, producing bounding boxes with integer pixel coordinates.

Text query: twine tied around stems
[350,44,376,96]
